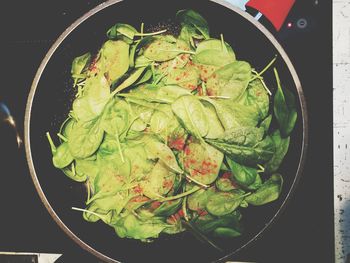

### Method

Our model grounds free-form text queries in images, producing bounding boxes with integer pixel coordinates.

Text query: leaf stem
[115,129,125,163]
[46,132,56,153]
[140,22,144,39]
[134,29,167,37]
[250,55,277,82]
[159,49,196,55]
[220,34,228,53]
[182,196,189,221]
[185,173,209,188]
[72,207,110,222]
[57,133,68,142]
[158,186,200,202]
[201,82,207,96]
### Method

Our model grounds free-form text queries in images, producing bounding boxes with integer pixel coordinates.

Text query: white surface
[334,0,350,262]
[0,252,62,263]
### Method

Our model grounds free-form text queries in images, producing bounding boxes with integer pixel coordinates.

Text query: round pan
[24,0,308,262]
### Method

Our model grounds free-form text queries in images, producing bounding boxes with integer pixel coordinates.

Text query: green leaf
[187,186,216,211]
[113,213,168,240]
[72,74,110,122]
[245,174,283,206]
[144,36,193,62]
[183,138,223,185]
[71,52,91,83]
[193,49,235,67]
[213,227,242,238]
[226,158,259,188]
[206,61,251,99]
[265,130,290,173]
[153,199,182,217]
[239,79,270,121]
[75,159,99,184]
[107,23,138,43]
[215,176,236,192]
[156,85,192,103]
[201,98,260,130]
[130,36,155,67]
[165,67,200,91]
[196,39,235,56]
[172,95,209,139]
[97,40,130,83]
[111,67,147,95]
[100,98,129,136]
[201,101,224,139]
[259,115,272,134]
[193,211,241,234]
[145,138,183,174]
[273,68,298,137]
[177,9,210,39]
[52,142,74,169]
[206,190,248,216]
[206,127,275,166]
[141,161,176,199]
[68,117,104,159]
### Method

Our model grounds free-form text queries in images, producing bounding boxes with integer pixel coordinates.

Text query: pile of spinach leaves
[46,9,297,244]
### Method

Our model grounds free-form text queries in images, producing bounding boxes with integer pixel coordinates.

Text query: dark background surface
[1,0,333,262]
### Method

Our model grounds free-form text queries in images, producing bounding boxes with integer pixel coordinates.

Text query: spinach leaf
[177,9,210,39]
[141,161,176,199]
[113,213,169,240]
[107,23,138,43]
[97,40,130,83]
[193,211,241,234]
[201,98,260,130]
[144,37,193,62]
[52,143,74,169]
[226,158,261,189]
[153,199,182,217]
[213,227,242,238]
[206,61,251,99]
[245,174,283,206]
[46,132,74,169]
[206,190,248,216]
[172,95,209,139]
[111,67,147,95]
[215,173,237,192]
[71,52,91,85]
[273,68,297,137]
[107,23,166,44]
[129,36,155,68]
[187,186,216,211]
[100,98,129,136]
[72,74,110,122]
[193,49,235,68]
[68,117,104,159]
[196,39,234,55]
[183,138,223,185]
[265,130,290,173]
[145,138,183,174]
[239,79,270,121]
[156,85,191,103]
[202,101,224,139]
[206,127,275,166]
[165,67,200,90]
[259,114,272,134]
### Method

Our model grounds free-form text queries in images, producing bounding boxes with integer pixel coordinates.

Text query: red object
[246,0,296,31]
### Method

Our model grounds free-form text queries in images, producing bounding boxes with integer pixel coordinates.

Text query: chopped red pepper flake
[168,136,186,151]
[222,172,232,179]
[151,201,162,209]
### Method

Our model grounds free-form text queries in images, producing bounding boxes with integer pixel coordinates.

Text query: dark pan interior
[28,0,305,262]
